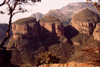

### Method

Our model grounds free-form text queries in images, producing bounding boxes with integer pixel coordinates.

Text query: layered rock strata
[12,17,39,40]
[40,15,64,37]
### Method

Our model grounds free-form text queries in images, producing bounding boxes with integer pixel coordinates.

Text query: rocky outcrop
[93,23,100,41]
[40,15,64,37]
[71,8,100,36]
[39,62,100,67]
[12,17,39,40]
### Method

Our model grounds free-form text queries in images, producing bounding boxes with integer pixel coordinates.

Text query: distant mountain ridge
[30,2,97,25]
[60,2,97,18]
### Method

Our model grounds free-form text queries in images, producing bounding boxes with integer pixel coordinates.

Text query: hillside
[72,8,100,23]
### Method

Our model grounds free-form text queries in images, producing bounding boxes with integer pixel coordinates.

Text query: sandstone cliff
[71,8,100,36]
[40,15,64,37]
[12,17,39,40]
[93,23,100,41]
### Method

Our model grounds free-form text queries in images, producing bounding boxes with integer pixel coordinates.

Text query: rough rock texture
[93,23,100,41]
[12,17,39,40]
[39,62,100,67]
[40,15,64,37]
[71,8,100,36]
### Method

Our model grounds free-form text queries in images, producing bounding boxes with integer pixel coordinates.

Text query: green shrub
[35,51,59,67]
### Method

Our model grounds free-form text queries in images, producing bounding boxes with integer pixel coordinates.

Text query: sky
[0,0,91,24]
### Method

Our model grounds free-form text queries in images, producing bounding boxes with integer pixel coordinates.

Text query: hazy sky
[0,0,90,23]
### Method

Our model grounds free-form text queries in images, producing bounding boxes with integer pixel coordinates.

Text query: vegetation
[13,17,37,25]
[73,8,100,23]
[71,33,89,45]
[87,0,100,12]
[35,51,59,67]
[40,15,61,23]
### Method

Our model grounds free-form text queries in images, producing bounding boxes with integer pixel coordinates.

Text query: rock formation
[93,23,100,41]
[12,17,39,40]
[70,8,100,36]
[39,62,100,67]
[6,15,74,67]
[40,15,64,37]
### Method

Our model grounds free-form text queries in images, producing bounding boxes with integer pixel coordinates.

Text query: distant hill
[44,10,70,26]
[60,2,97,18]
[30,12,43,21]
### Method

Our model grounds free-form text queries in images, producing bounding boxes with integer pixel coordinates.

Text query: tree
[0,0,41,49]
[35,52,59,67]
[86,0,100,12]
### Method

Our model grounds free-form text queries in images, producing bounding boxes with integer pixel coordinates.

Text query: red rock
[40,15,64,37]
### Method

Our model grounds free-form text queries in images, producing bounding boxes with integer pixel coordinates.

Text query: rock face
[71,8,100,35]
[40,15,64,37]
[39,62,100,67]
[12,17,39,40]
[93,23,100,41]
